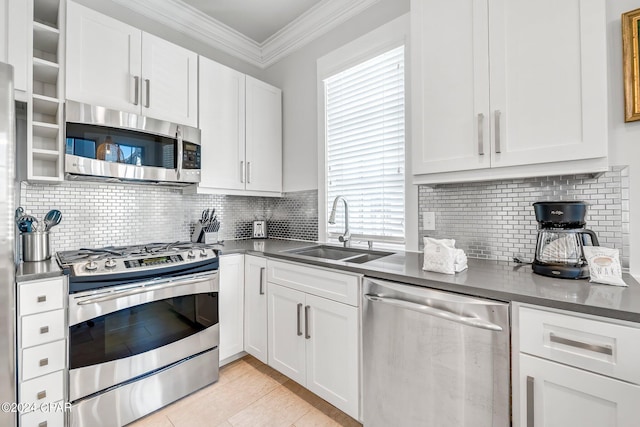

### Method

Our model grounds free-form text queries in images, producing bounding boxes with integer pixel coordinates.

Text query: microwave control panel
[183,142,201,169]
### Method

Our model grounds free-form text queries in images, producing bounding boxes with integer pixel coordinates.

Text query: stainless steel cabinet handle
[494,110,501,153]
[526,376,534,427]
[77,274,216,305]
[259,267,265,295]
[144,79,150,108]
[297,303,303,336]
[364,294,503,331]
[133,75,140,105]
[36,390,47,400]
[40,326,49,334]
[37,295,46,303]
[478,113,485,155]
[247,162,251,183]
[39,358,48,367]
[304,305,311,339]
[240,161,245,183]
[549,332,613,356]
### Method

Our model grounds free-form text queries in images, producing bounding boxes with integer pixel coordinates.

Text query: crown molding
[108,0,380,69]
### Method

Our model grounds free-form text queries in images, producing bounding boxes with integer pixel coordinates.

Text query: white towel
[423,237,468,274]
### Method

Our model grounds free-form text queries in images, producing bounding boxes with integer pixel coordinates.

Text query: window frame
[317,15,415,249]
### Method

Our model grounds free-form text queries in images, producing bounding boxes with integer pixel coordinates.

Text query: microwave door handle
[76,275,215,305]
[176,127,183,180]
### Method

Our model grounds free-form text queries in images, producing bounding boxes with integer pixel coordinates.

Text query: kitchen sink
[285,245,394,264]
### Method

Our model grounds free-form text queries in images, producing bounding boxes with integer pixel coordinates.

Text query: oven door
[68,271,218,402]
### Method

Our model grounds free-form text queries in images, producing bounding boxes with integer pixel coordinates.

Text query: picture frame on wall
[622,8,640,122]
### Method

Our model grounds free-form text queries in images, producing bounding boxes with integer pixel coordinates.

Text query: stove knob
[105,258,117,269]
[200,249,207,257]
[85,261,98,271]
[187,250,196,259]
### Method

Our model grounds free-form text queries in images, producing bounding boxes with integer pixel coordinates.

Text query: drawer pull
[297,303,303,336]
[37,295,47,303]
[36,390,47,400]
[39,358,48,367]
[40,326,49,334]
[526,376,534,427]
[38,422,47,427]
[549,332,613,356]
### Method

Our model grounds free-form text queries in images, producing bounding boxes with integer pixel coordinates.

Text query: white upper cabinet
[66,2,197,127]
[199,57,246,191]
[140,32,197,126]
[245,76,282,193]
[411,0,608,182]
[198,57,282,195]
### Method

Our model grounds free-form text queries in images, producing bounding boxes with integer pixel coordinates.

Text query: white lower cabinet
[514,304,640,427]
[267,260,360,419]
[519,353,640,427]
[244,255,268,363]
[17,276,67,427]
[219,254,245,364]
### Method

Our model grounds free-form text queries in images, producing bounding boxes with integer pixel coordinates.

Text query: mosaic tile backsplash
[418,167,630,268]
[20,181,318,253]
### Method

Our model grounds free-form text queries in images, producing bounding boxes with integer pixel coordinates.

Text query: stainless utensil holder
[21,231,51,262]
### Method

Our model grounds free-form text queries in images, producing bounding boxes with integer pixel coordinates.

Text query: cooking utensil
[15,207,24,221]
[43,209,62,231]
[17,214,38,233]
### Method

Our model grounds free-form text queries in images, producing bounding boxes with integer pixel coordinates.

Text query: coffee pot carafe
[532,201,599,279]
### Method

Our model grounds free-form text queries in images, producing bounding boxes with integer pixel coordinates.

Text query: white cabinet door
[141,32,198,127]
[244,255,268,364]
[267,282,306,385]
[488,0,607,168]
[199,57,245,191]
[411,0,490,175]
[519,354,640,427]
[245,76,282,193]
[219,254,244,363]
[7,0,30,93]
[305,293,359,418]
[66,2,141,114]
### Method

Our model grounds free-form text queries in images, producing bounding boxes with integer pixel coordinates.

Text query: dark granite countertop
[216,239,640,323]
[16,258,63,283]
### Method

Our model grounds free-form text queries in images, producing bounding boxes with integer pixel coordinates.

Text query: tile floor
[129,355,362,427]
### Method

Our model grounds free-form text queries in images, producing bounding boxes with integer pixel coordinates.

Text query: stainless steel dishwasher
[363,278,510,427]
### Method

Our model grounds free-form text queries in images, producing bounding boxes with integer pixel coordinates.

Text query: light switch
[423,212,436,231]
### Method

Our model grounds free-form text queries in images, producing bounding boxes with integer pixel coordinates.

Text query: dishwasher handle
[364,294,503,332]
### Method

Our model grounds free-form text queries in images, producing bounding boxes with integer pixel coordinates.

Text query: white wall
[262,0,410,192]
[606,1,640,276]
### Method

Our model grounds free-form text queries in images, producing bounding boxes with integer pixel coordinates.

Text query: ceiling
[111,0,380,68]
[181,0,323,44]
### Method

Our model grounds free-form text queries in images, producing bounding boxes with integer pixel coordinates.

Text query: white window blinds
[324,45,405,243]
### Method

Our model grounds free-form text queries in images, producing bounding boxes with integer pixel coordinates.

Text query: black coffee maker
[532,201,599,279]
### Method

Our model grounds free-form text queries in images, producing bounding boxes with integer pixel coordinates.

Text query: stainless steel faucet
[328,195,351,247]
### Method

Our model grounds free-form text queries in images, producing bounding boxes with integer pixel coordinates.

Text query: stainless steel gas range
[57,242,220,427]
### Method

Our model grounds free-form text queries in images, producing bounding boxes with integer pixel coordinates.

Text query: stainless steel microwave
[64,101,201,185]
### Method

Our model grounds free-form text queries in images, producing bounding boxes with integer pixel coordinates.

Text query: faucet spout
[329,196,350,247]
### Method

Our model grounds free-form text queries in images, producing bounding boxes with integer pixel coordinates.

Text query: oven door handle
[76,275,215,305]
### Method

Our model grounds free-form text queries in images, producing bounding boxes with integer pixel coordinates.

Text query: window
[323,45,405,244]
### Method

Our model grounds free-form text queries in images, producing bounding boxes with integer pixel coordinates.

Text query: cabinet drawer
[519,305,640,384]
[19,278,64,316]
[268,260,360,306]
[21,310,65,348]
[22,340,66,381]
[20,370,64,405]
[20,407,64,427]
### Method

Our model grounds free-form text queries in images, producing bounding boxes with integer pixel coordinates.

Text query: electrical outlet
[423,212,436,231]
